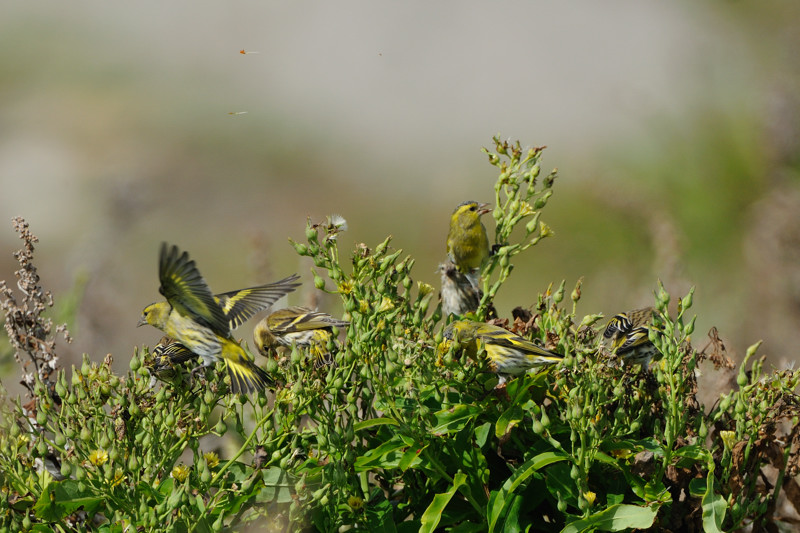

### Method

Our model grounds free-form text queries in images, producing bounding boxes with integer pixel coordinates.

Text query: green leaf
[701,471,727,533]
[495,405,523,438]
[354,417,400,432]
[560,503,659,533]
[475,422,492,448]
[688,478,707,499]
[545,463,580,514]
[33,479,103,522]
[643,478,671,504]
[489,451,569,532]
[432,405,482,435]
[419,472,467,533]
[398,445,425,472]
[222,461,252,483]
[257,467,295,504]
[354,436,408,472]
[365,496,398,533]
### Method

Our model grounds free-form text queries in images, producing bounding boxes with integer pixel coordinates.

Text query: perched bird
[438,261,482,317]
[253,306,349,368]
[602,307,659,367]
[446,201,491,287]
[442,319,563,385]
[138,243,300,394]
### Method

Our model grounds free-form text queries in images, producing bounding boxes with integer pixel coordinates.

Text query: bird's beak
[477,203,491,216]
[137,316,147,328]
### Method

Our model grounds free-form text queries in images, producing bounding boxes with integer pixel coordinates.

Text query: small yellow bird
[602,307,659,366]
[442,319,562,385]
[138,243,299,394]
[253,306,349,368]
[446,201,491,288]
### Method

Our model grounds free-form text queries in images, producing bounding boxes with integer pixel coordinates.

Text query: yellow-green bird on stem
[253,306,349,368]
[442,319,563,385]
[138,243,300,394]
[446,201,491,288]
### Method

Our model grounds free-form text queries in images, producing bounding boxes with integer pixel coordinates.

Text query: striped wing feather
[215,274,302,330]
[158,243,229,335]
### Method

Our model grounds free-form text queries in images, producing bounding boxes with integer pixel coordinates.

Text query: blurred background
[1,1,798,396]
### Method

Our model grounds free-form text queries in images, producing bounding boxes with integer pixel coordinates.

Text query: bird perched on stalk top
[602,307,659,367]
[442,319,563,385]
[138,243,300,394]
[253,306,349,368]
[446,201,491,288]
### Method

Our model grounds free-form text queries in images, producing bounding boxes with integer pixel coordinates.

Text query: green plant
[1,137,798,532]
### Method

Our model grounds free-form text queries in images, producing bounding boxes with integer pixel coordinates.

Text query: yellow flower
[583,491,597,506]
[720,430,737,451]
[171,464,191,483]
[377,297,395,313]
[203,452,220,468]
[89,449,109,466]
[337,280,354,295]
[417,281,434,298]
[348,495,364,510]
[109,468,126,488]
[519,201,535,217]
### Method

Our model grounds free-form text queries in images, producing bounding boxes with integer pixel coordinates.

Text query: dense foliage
[1,138,799,532]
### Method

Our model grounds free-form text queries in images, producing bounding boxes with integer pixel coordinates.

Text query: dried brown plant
[0,216,71,396]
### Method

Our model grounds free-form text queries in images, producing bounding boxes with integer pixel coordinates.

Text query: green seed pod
[736,371,748,388]
[215,419,226,435]
[305,226,318,242]
[80,427,92,442]
[292,242,309,256]
[60,462,72,478]
[313,272,326,290]
[698,420,708,440]
[570,465,580,480]
[36,410,47,427]
[81,357,91,377]
[36,439,48,456]
[533,190,552,210]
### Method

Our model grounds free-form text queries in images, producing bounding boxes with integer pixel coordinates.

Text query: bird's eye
[469,205,477,211]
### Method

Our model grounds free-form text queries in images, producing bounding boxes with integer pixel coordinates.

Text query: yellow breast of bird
[164,310,222,363]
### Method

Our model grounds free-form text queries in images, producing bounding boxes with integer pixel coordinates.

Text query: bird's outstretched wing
[215,274,302,330]
[158,243,229,335]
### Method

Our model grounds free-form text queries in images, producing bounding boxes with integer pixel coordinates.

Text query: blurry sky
[1,1,798,390]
